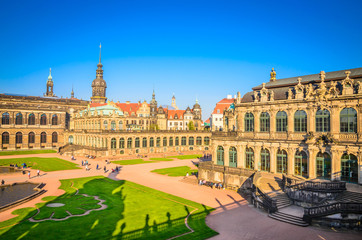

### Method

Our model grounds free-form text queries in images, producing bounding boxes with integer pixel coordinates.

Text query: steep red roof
[212,98,234,114]
[90,102,107,108]
[116,102,141,115]
[218,98,235,104]
[167,110,185,120]
[205,118,210,124]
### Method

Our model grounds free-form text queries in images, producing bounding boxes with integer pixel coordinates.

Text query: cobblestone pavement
[0,153,360,239]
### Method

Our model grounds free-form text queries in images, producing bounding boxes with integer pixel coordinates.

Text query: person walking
[81,160,84,166]
[28,172,30,179]
[96,164,99,170]
[37,169,40,177]
[86,165,89,171]
[104,166,106,173]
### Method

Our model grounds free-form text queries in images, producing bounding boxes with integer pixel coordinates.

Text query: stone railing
[338,133,358,142]
[212,131,238,138]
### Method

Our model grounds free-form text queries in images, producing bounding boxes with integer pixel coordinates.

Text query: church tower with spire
[171,94,178,110]
[91,44,107,104]
[150,90,158,117]
[44,68,56,97]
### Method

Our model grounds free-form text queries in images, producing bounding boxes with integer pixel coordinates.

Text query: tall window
[15,113,23,125]
[142,137,147,148]
[52,132,58,143]
[163,137,167,146]
[277,150,288,174]
[28,132,35,144]
[52,114,58,125]
[2,112,9,125]
[294,110,307,132]
[135,137,140,148]
[276,111,287,132]
[28,113,35,125]
[189,137,194,146]
[340,108,357,133]
[175,137,179,146]
[2,132,9,144]
[111,121,116,130]
[40,132,47,143]
[119,138,125,148]
[40,114,47,125]
[111,138,117,149]
[316,152,331,179]
[204,137,210,145]
[16,132,22,144]
[341,154,358,183]
[216,146,224,165]
[127,138,132,148]
[103,120,108,130]
[260,148,270,172]
[181,137,186,146]
[149,137,154,147]
[229,147,237,167]
[260,112,270,132]
[245,147,254,169]
[169,137,173,146]
[156,137,161,147]
[316,109,330,132]
[295,151,308,177]
[245,112,254,132]
[196,136,202,145]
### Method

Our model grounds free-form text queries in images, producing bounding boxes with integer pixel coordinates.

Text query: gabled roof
[212,98,235,114]
[116,102,141,115]
[167,110,185,120]
[90,102,107,108]
[80,104,123,116]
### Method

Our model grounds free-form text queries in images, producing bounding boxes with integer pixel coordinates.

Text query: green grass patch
[168,154,202,160]
[0,150,56,156]
[0,157,80,172]
[152,166,198,177]
[111,159,156,165]
[0,176,217,240]
[149,157,174,161]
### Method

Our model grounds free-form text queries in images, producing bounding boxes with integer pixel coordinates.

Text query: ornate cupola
[171,93,178,110]
[192,98,202,120]
[150,90,158,117]
[91,44,107,104]
[71,86,74,98]
[270,68,276,82]
[44,68,56,97]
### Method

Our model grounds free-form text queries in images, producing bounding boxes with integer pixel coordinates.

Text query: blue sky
[1,0,361,120]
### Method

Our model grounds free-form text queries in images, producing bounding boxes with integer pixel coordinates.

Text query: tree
[188,121,195,130]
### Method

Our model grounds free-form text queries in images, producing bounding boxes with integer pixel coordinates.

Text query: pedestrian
[96,164,99,170]
[81,160,84,166]
[86,165,88,171]
[28,172,30,179]
[37,169,40,177]
[1,179,4,185]
[104,166,106,173]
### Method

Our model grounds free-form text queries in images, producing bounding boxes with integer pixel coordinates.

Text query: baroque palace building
[211,67,362,184]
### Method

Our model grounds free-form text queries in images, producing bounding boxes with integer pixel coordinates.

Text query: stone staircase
[335,190,362,203]
[268,192,292,209]
[269,211,309,227]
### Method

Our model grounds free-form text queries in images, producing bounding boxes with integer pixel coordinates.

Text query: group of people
[85,155,96,159]
[199,180,224,189]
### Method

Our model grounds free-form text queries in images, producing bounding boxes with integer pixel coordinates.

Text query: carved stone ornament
[357,81,362,94]
[328,81,339,98]
[269,90,274,101]
[295,77,304,100]
[342,71,354,95]
[288,88,293,100]
[305,83,314,100]
[260,83,269,102]
[253,91,258,102]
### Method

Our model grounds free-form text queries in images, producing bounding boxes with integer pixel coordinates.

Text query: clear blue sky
[1,0,361,120]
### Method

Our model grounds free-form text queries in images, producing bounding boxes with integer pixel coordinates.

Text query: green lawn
[168,154,202,160]
[152,166,198,177]
[149,157,174,161]
[0,176,217,240]
[111,159,156,165]
[0,157,80,172]
[0,150,57,156]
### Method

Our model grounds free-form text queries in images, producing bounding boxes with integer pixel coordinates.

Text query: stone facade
[212,68,362,184]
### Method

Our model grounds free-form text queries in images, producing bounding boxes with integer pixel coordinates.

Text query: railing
[198,162,256,177]
[303,202,362,223]
[251,172,278,213]
[287,181,346,193]
[69,129,211,134]
[212,131,238,137]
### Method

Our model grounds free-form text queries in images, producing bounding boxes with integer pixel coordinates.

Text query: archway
[341,154,358,183]
[316,152,331,179]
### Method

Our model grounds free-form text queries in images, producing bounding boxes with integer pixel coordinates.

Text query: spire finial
[99,43,102,64]
[48,68,52,80]
[71,85,74,98]
[270,68,276,82]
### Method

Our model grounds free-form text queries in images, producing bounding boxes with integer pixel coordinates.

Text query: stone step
[268,212,309,227]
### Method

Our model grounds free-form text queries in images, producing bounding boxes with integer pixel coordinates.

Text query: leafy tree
[188,121,195,130]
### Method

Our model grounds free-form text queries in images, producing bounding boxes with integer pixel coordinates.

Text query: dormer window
[217,109,220,113]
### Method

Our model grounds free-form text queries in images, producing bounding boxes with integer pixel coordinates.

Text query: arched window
[163,137,167,146]
[175,137,179,146]
[276,111,287,132]
[316,152,331,179]
[181,137,186,146]
[68,135,74,144]
[52,114,58,125]
[189,137,194,146]
[127,138,132,148]
[149,137,154,147]
[169,137,173,146]
[316,109,330,132]
[260,112,270,132]
[111,138,117,149]
[40,132,47,143]
[229,147,237,167]
[340,108,357,133]
[15,113,23,125]
[119,121,123,130]
[245,147,254,169]
[16,132,22,144]
[295,151,308,177]
[28,114,35,125]
[294,110,307,132]
[119,138,125,149]
[28,132,35,144]
[135,137,140,148]
[52,132,58,143]
[341,154,358,183]
[40,114,47,125]
[2,112,9,125]
[156,137,161,147]
[111,121,116,130]
[196,136,202,145]
[260,148,270,172]
[2,132,9,144]
[245,112,254,132]
[103,120,108,130]
[216,146,224,165]
[204,137,210,145]
[277,150,288,173]
[142,137,147,148]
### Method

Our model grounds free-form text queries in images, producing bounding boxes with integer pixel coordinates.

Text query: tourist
[104,166,106,173]
[85,160,88,165]
[96,164,99,170]
[28,172,30,179]
[1,179,4,185]
[86,165,89,171]
[81,160,84,166]
[37,170,40,177]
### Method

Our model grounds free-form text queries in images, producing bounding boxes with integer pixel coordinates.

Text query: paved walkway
[0,153,360,239]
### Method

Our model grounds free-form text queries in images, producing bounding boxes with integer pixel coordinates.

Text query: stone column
[270,146,277,173]
[287,108,294,139]
[238,144,246,169]
[270,110,276,135]
[224,144,230,166]
[358,105,362,142]
[254,145,261,171]
[330,106,340,137]
[254,110,260,133]
[287,146,295,175]
[307,106,315,132]
[308,146,318,179]
[239,111,244,133]
[331,148,341,181]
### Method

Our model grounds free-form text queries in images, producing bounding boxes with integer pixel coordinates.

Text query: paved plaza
[0,153,360,239]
